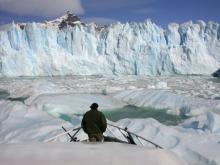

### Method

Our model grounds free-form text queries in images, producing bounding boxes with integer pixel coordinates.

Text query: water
[209,78,220,83]
[57,105,188,126]
[59,113,74,121]
[0,90,10,99]
[0,89,29,103]
[8,96,29,103]
[103,105,189,126]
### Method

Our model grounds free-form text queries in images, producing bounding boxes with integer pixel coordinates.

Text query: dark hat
[90,103,98,110]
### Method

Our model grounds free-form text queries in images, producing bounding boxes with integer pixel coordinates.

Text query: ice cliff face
[0,13,220,76]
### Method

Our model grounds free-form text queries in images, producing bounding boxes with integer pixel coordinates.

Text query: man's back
[82,109,107,135]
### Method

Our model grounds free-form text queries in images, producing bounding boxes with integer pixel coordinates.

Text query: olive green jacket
[81,109,107,135]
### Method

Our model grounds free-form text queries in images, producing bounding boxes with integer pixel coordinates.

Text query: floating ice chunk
[114,89,219,115]
[155,81,169,89]
[181,112,220,133]
[0,100,72,143]
[207,112,220,133]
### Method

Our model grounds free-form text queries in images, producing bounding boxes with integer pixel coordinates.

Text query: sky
[0,0,219,27]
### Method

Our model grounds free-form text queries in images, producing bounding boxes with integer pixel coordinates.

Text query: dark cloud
[0,0,84,17]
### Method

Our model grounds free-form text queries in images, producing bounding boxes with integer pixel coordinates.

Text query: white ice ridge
[113,89,220,116]
[0,14,220,76]
[0,143,187,165]
[0,100,72,143]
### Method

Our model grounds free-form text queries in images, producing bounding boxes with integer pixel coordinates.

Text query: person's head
[90,103,98,110]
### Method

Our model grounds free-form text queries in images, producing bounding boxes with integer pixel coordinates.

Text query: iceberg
[0,13,219,76]
[182,112,220,133]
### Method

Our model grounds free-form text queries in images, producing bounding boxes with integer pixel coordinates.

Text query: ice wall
[0,15,220,76]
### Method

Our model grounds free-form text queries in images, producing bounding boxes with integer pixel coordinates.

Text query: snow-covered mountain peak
[46,12,82,29]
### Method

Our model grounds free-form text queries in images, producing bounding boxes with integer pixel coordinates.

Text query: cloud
[0,0,84,17]
[83,17,118,25]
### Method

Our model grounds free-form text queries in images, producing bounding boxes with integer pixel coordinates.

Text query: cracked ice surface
[0,75,220,165]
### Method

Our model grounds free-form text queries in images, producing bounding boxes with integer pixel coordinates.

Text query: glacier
[0,13,220,76]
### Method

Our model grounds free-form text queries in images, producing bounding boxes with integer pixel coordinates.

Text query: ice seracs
[0,13,219,76]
